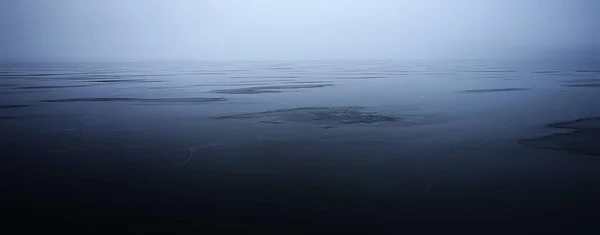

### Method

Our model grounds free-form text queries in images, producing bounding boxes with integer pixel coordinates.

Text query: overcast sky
[1,0,598,62]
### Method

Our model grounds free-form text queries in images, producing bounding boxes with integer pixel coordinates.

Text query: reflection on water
[2,60,600,232]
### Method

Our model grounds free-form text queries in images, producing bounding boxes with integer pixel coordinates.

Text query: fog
[1,0,598,62]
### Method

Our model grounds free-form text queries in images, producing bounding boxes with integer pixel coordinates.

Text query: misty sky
[1,0,598,62]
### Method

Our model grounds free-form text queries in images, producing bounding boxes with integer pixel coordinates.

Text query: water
[2,60,600,233]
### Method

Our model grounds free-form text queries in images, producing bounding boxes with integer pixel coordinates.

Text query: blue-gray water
[2,60,600,233]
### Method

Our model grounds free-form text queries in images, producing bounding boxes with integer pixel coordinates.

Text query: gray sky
[1,0,598,62]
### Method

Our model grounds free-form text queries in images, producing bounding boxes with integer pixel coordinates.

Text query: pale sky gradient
[1,0,598,62]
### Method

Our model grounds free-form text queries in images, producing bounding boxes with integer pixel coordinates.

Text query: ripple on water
[565,84,600,88]
[212,84,334,94]
[41,97,228,103]
[0,104,30,109]
[15,85,92,89]
[565,78,600,83]
[214,106,400,127]
[520,117,600,157]
[457,88,531,93]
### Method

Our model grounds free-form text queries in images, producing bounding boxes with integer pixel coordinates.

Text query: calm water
[2,60,600,233]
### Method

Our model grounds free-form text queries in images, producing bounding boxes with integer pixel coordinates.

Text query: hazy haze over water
[1,0,599,62]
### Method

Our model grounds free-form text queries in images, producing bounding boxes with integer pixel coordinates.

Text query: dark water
[2,60,600,233]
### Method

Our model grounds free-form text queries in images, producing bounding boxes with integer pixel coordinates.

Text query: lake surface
[2,60,600,233]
